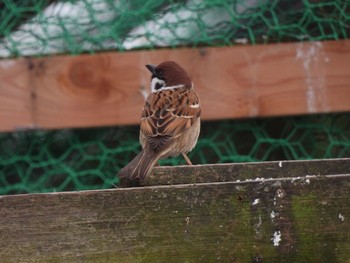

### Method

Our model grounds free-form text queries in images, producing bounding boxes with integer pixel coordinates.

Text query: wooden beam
[0,59,32,130]
[0,159,349,262]
[0,40,350,131]
[145,158,350,186]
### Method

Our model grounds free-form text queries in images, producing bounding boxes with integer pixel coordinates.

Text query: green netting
[1,114,349,195]
[1,1,350,194]
[0,0,349,57]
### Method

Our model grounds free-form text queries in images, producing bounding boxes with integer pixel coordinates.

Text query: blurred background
[0,0,349,194]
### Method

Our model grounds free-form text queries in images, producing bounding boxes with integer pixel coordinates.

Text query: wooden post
[0,159,349,262]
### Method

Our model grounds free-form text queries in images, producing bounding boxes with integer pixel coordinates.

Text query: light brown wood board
[0,40,349,131]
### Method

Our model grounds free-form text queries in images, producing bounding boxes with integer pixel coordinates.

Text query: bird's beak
[145,64,157,75]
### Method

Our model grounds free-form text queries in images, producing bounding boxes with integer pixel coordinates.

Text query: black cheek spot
[155,82,163,90]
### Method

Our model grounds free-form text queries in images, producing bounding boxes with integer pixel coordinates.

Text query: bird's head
[146,61,192,93]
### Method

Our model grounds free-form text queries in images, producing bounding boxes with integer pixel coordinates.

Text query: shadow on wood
[0,159,349,262]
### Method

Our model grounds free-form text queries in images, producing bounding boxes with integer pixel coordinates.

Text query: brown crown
[156,61,192,88]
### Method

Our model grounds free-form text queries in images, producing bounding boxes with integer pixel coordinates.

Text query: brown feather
[118,147,158,181]
[156,61,192,88]
[140,88,200,152]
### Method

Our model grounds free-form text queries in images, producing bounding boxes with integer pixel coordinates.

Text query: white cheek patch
[151,77,165,93]
[151,77,187,93]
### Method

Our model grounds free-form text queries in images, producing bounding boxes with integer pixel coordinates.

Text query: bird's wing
[140,88,201,151]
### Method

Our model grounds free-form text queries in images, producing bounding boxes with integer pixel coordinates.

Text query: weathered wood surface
[0,159,349,262]
[0,40,350,131]
[146,158,350,186]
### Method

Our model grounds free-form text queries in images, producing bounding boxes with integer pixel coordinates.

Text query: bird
[118,61,201,184]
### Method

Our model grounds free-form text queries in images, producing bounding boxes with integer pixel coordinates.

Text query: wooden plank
[0,40,350,131]
[0,58,33,130]
[0,159,350,262]
[145,158,350,186]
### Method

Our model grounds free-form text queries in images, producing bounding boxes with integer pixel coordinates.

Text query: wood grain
[146,158,350,186]
[0,159,349,262]
[0,40,350,131]
[0,58,33,130]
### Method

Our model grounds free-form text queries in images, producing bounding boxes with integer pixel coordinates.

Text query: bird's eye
[156,69,164,79]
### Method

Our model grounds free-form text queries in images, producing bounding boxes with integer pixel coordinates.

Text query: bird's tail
[118,147,158,185]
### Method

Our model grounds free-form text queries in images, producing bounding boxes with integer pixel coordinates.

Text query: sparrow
[118,61,201,183]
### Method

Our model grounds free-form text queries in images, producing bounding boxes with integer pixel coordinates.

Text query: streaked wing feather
[140,89,200,151]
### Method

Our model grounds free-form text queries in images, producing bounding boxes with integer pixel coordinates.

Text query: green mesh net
[0,0,349,57]
[0,1,350,194]
[1,114,349,195]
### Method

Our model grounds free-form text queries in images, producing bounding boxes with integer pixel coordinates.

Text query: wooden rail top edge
[1,158,349,197]
[145,158,350,185]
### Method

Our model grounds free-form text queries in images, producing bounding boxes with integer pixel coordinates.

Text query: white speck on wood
[291,176,301,183]
[252,198,260,205]
[279,161,283,168]
[270,211,276,219]
[272,231,282,246]
[338,213,345,222]
[276,188,286,198]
